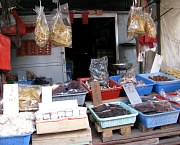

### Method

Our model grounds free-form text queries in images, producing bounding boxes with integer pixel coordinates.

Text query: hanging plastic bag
[0,34,11,70]
[89,56,109,85]
[34,4,50,48]
[50,3,72,47]
[144,12,157,38]
[1,9,26,36]
[127,6,145,38]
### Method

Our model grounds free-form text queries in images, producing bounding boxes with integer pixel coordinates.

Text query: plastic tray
[122,99,179,128]
[88,101,138,128]
[137,107,179,128]
[0,133,32,145]
[77,78,122,101]
[109,75,154,96]
[137,72,180,93]
[52,91,88,105]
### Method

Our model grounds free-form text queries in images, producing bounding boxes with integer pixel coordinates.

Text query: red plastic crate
[77,77,122,101]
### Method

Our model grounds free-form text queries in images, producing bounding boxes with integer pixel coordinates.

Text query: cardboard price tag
[122,83,142,105]
[150,54,163,73]
[42,86,52,103]
[3,84,19,115]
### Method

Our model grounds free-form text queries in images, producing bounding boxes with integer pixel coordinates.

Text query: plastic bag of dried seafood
[34,5,50,48]
[127,6,145,38]
[144,12,157,38]
[89,56,109,85]
[50,3,72,47]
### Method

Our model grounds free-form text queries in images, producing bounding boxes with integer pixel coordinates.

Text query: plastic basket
[52,91,88,105]
[109,75,154,96]
[122,99,179,128]
[88,101,138,128]
[0,133,32,145]
[77,78,122,101]
[137,108,179,128]
[137,72,180,93]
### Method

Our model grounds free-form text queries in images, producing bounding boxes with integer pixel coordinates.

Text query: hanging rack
[142,0,173,21]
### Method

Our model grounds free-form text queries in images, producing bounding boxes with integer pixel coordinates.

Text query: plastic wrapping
[144,12,157,38]
[119,69,136,84]
[50,3,72,47]
[89,56,109,85]
[18,85,41,111]
[34,6,50,48]
[160,89,180,103]
[127,6,145,38]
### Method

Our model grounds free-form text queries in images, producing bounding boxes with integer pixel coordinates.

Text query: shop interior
[65,17,116,79]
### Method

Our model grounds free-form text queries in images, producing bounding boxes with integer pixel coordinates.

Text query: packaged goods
[34,6,50,47]
[18,85,41,111]
[50,3,72,47]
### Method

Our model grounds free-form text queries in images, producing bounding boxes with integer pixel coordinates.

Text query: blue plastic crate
[109,75,154,96]
[137,107,179,128]
[0,133,32,145]
[122,99,180,128]
[137,72,180,93]
[89,101,138,128]
[14,81,34,85]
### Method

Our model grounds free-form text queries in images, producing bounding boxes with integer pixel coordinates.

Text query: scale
[112,62,133,75]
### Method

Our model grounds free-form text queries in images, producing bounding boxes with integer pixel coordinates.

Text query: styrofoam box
[89,101,138,128]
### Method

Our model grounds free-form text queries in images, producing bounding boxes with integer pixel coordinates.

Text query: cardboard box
[36,115,89,134]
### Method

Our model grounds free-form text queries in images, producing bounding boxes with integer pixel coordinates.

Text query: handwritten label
[150,54,163,73]
[42,86,52,103]
[122,83,142,105]
[3,84,19,115]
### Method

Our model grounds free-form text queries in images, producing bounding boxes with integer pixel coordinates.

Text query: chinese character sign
[3,84,19,115]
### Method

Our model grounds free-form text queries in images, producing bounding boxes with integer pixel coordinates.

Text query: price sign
[122,83,142,105]
[42,86,52,103]
[3,84,19,115]
[150,54,163,73]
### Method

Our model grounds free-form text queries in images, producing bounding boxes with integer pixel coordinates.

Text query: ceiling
[15,0,133,15]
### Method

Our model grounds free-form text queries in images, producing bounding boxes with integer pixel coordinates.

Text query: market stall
[0,0,180,145]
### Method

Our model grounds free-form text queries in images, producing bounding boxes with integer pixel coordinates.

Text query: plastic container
[122,99,179,128]
[137,108,179,128]
[0,133,32,145]
[77,78,122,101]
[88,101,138,128]
[137,72,180,93]
[109,75,154,96]
[52,91,88,105]
[14,81,34,85]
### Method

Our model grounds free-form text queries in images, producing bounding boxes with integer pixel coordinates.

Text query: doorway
[65,13,119,80]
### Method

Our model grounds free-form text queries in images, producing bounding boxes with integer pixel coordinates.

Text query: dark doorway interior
[65,17,117,80]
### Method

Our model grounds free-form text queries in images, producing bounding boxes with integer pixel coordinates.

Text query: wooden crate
[36,115,89,134]
[32,128,92,145]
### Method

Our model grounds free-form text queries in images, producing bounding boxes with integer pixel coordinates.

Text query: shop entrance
[65,13,119,80]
